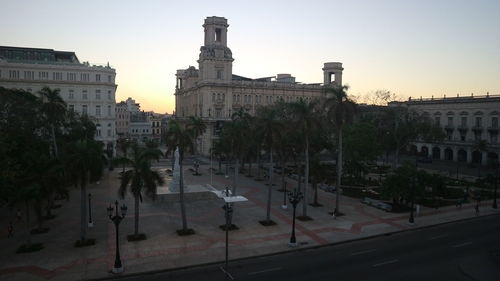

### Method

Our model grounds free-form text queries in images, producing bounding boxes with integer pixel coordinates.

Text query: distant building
[115,101,130,137]
[393,94,500,166]
[0,46,117,152]
[174,17,343,155]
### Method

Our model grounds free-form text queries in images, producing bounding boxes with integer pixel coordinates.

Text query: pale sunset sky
[1,0,499,113]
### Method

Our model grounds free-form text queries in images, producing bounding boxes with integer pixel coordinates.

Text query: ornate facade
[401,95,500,166]
[174,17,343,155]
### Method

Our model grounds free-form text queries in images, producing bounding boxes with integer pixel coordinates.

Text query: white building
[0,46,117,152]
[397,94,500,166]
[175,16,343,155]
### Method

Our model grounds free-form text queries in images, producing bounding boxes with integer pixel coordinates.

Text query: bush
[127,233,147,241]
[74,238,96,247]
[176,228,195,236]
[16,243,44,253]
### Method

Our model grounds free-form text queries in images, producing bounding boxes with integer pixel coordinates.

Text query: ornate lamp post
[107,200,127,274]
[88,193,93,227]
[214,186,247,281]
[288,188,303,247]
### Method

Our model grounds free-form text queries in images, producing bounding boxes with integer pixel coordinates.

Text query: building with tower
[174,16,343,155]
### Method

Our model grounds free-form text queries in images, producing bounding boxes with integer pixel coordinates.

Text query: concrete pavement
[0,160,498,280]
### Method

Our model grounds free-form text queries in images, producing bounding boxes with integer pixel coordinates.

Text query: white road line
[428,234,449,240]
[350,249,377,256]
[372,259,399,267]
[248,267,282,275]
[451,241,473,248]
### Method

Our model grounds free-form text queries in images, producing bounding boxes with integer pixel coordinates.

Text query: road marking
[248,267,282,275]
[428,234,449,240]
[350,249,376,256]
[451,241,472,248]
[372,259,398,267]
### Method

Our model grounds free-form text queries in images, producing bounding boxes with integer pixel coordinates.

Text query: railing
[408,93,500,103]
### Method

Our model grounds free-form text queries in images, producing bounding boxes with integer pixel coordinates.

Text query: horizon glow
[1,0,499,113]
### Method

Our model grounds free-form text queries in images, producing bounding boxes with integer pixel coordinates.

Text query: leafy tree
[39,87,66,158]
[117,143,164,239]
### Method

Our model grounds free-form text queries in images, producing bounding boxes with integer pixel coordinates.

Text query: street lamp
[282,180,288,209]
[213,186,248,281]
[288,188,303,247]
[88,193,93,227]
[107,200,127,274]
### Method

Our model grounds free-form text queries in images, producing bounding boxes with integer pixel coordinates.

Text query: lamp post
[215,186,247,281]
[88,193,93,227]
[107,200,127,274]
[282,180,288,209]
[288,188,303,247]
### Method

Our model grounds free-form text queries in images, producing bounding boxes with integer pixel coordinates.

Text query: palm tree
[116,138,132,173]
[39,87,66,158]
[66,139,105,242]
[256,106,282,224]
[165,119,196,235]
[117,143,164,240]
[323,85,357,216]
[186,116,207,155]
[288,99,321,218]
[473,140,489,177]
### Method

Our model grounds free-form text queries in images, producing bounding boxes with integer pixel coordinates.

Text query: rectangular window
[475,117,482,127]
[24,71,34,80]
[108,75,111,83]
[108,90,112,100]
[9,70,19,79]
[107,129,111,137]
[69,90,74,99]
[52,72,62,80]
[461,117,467,127]
[67,72,76,81]
[215,28,222,42]
[491,132,498,144]
[96,74,101,82]
[447,117,453,126]
[82,105,88,115]
[80,73,89,81]
[107,105,111,116]
[38,71,48,80]
[68,104,74,111]
[96,93,101,100]
[96,129,101,137]
[216,70,223,79]
[434,117,440,126]
[96,105,101,116]
[82,90,88,100]
[492,117,498,128]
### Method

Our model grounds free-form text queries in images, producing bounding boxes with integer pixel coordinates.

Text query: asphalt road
[117,214,500,281]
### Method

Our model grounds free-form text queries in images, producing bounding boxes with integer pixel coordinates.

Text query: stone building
[0,46,117,152]
[398,94,500,166]
[174,16,343,155]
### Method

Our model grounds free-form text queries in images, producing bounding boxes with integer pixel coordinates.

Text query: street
[119,214,500,281]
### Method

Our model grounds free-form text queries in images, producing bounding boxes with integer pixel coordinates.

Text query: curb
[87,212,500,281]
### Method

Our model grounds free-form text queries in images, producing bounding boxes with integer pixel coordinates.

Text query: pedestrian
[7,222,13,238]
[16,209,22,222]
[416,204,421,217]
[474,203,479,215]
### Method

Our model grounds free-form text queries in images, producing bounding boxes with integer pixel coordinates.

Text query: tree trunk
[313,179,319,205]
[134,196,140,236]
[302,137,309,217]
[232,158,238,195]
[265,149,273,222]
[179,154,188,230]
[257,151,262,179]
[335,128,343,215]
[249,159,253,177]
[51,125,58,158]
[25,201,31,247]
[281,158,286,191]
[80,180,87,241]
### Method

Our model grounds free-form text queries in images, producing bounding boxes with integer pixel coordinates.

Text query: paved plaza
[0,160,498,281]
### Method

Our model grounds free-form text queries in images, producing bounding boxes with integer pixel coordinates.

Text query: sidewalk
[0,163,498,281]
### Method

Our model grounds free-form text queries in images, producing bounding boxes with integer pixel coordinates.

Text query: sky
[1,0,499,113]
